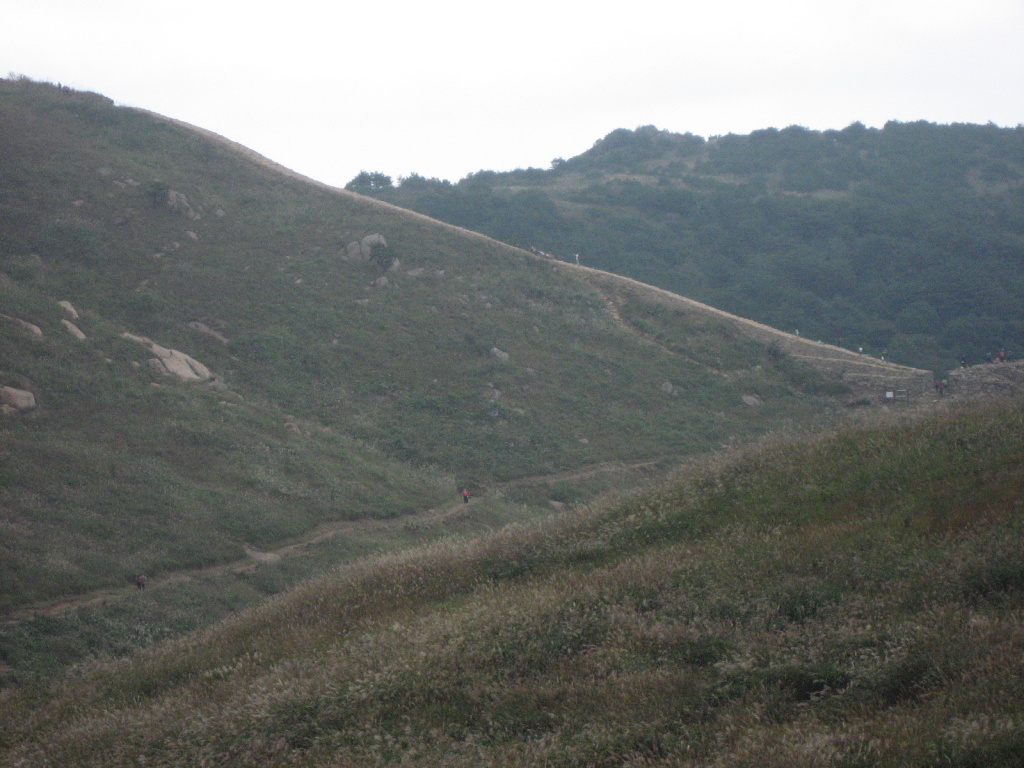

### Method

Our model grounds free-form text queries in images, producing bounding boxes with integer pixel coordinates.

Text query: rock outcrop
[1,314,42,337]
[342,233,388,263]
[121,333,215,383]
[166,190,200,220]
[188,321,230,345]
[61,319,86,340]
[360,233,387,259]
[1,386,36,414]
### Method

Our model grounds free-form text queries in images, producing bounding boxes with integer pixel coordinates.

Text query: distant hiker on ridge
[134,574,147,590]
[462,488,471,504]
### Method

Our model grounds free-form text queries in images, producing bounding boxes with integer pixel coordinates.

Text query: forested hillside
[354,122,1024,373]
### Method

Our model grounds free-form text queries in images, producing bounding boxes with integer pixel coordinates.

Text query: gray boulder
[360,233,387,259]
[1,314,42,337]
[0,386,36,411]
[122,333,214,383]
[188,321,230,345]
[166,190,200,220]
[61,319,87,340]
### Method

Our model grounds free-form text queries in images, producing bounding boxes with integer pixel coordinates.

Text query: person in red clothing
[462,488,471,504]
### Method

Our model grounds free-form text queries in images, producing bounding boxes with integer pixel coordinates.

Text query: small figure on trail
[574,253,581,265]
[134,574,147,590]
[462,488,471,504]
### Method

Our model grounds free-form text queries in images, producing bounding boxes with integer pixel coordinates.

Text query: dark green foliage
[345,170,394,193]
[961,555,1024,604]
[870,649,943,706]
[940,733,1024,768]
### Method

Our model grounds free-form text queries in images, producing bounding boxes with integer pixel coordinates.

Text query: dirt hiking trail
[0,499,474,630]
[1,456,668,631]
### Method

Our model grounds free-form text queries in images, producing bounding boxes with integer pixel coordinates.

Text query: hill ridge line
[135,108,930,384]
[131,109,526,253]
[570,265,930,379]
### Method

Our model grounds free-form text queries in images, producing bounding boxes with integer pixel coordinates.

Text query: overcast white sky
[3,0,1023,187]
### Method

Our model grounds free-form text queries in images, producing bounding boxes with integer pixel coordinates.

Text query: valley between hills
[1,78,1022,767]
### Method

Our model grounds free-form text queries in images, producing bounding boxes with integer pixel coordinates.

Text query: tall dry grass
[2,399,1022,766]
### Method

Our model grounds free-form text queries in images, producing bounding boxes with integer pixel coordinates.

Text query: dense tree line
[349,122,1024,372]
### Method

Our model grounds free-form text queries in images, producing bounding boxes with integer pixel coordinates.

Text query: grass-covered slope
[0,80,835,484]
[2,399,1021,767]
[0,77,873,618]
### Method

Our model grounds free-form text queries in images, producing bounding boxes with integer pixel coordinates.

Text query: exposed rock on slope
[0,386,36,414]
[121,332,215,383]
[61,319,86,340]
[188,321,230,345]
[0,314,42,337]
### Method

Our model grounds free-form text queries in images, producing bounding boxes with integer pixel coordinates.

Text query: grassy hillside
[1,398,1021,766]
[0,78,852,487]
[0,77,915,675]
[360,123,1024,373]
